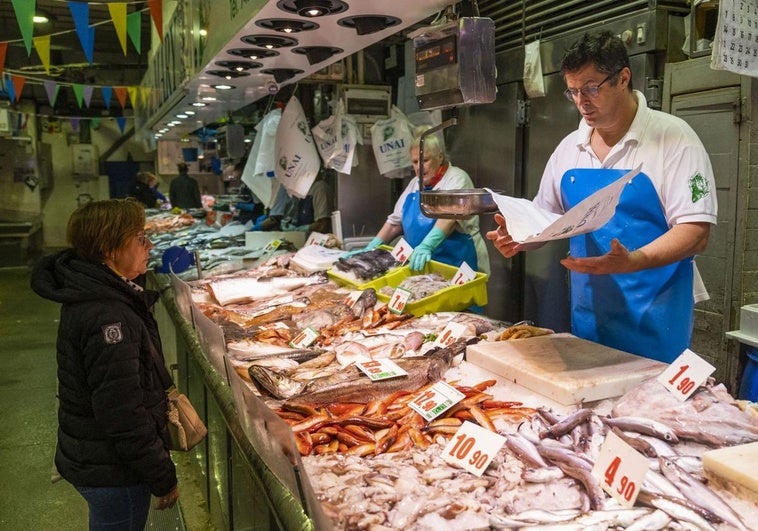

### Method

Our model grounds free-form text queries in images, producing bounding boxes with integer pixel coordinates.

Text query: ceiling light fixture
[185,110,196,115]
[192,102,207,107]
[277,0,349,17]
[214,60,262,71]
[292,46,343,65]
[260,68,304,83]
[212,84,235,90]
[255,18,318,33]
[228,47,280,61]
[337,15,401,35]
[33,12,51,24]
[176,113,188,119]
[206,70,250,79]
[241,35,298,49]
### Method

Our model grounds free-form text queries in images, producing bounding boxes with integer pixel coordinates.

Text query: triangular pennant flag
[83,85,94,108]
[114,86,128,108]
[140,86,151,108]
[91,117,101,129]
[4,75,16,102]
[0,42,8,77]
[126,11,142,54]
[44,80,60,107]
[11,0,35,56]
[33,35,52,74]
[127,86,138,109]
[68,2,96,64]
[116,116,127,133]
[70,117,80,132]
[101,86,113,108]
[11,75,25,102]
[108,3,128,55]
[72,84,84,108]
[147,0,163,43]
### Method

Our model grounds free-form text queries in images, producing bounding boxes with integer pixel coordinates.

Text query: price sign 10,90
[441,421,505,476]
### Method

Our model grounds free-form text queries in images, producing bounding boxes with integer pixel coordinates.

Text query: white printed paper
[487,166,640,244]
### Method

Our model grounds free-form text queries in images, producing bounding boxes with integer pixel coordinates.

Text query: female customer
[31,198,179,530]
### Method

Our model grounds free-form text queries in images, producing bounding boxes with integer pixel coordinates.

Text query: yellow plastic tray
[327,246,399,291]
[375,260,488,316]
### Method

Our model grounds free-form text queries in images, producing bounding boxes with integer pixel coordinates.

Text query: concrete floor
[0,266,214,530]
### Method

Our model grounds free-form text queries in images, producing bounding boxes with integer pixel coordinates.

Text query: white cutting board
[466,333,666,405]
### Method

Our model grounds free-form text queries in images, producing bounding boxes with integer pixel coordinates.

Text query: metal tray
[420,189,500,219]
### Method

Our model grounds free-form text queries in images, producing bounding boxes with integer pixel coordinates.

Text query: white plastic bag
[311,100,361,174]
[523,40,546,98]
[371,105,414,176]
[242,108,280,206]
[275,96,321,198]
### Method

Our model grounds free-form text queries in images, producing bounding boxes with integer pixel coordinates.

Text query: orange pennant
[12,75,25,102]
[0,42,7,77]
[114,86,128,108]
[147,0,163,43]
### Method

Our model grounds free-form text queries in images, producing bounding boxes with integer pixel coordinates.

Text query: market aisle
[0,266,211,531]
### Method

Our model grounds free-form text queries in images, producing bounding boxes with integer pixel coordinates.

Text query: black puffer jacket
[31,249,177,497]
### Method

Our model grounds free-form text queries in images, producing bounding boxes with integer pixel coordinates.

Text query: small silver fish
[600,416,679,444]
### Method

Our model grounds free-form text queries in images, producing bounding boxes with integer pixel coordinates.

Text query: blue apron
[402,190,478,271]
[561,168,693,363]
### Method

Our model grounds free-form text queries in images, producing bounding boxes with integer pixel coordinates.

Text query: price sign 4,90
[591,431,649,508]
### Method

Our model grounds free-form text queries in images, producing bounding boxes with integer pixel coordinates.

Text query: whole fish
[284,338,476,405]
[600,416,679,444]
[506,434,549,468]
[658,456,749,530]
[636,490,719,531]
[540,408,592,439]
[207,271,328,305]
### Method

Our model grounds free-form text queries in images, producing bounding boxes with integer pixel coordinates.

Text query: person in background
[356,125,489,274]
[169,162,202,209]
[130,171,159,208]
[234,183,265,224]
[30,199,179,530]
[148,173,168,205]
[486,31,717,363]
[280,174,332,234]
[259,183,289,231]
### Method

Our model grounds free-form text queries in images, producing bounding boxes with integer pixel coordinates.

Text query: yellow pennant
[108,3,128,55]
[33,35,51,74]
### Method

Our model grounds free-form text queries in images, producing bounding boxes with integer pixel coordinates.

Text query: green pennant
[127,11,142,54]
[72,83,85,108]
[11,0,35,56]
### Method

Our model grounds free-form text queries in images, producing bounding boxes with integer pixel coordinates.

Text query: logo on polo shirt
[689,172,710,203]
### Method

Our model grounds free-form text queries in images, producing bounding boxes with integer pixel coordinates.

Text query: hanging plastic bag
[275,96,321,198]
[312,101,362,175]
[523,40,546,98]
[371,105,414,176]
[242,108,281,206]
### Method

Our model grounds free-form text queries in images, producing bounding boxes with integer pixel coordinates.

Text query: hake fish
[259,338,477,405]
[207,271,328,306]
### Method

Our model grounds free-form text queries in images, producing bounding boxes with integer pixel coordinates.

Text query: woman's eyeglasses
[137,231,151,247]
[564,69,622,102]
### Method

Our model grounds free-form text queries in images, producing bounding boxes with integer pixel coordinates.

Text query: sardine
[600,416,679,444]
[659,456,748,530]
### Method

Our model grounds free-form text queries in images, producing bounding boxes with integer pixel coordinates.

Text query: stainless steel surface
[419,188,499,219]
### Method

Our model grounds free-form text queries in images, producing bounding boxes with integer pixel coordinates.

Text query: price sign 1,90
[657,349,715,402]
[441,421,505,476]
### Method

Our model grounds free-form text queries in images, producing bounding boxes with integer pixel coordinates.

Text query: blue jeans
[75,484,151,531]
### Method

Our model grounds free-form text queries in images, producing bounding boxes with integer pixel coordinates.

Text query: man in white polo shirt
[487,31,717,363]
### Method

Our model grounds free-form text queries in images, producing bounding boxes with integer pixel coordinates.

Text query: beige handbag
[165,385,207,451]
[148,341,207,452]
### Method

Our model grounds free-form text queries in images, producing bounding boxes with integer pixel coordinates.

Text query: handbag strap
[145,338,175,391]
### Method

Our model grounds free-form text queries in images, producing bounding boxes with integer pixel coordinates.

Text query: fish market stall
[149,242,758,530]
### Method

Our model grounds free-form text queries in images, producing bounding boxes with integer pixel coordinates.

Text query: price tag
[442,421,506,476]
[433,321,469,348]
[355,359,408,381]
[409,381,465,421]
[591,430,649,508]
[305,232,329,246]
[388,287,412,315]
[289,326,319,348]
[391,237,413,265]
[343,290,363,308]
[657,349,716,401]
[451,261,476,285]
[263,239,282,253]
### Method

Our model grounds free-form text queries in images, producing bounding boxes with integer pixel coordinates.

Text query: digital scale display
[415,34,457,74]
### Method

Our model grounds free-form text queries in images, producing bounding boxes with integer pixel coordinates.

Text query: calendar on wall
[711,0,758,76]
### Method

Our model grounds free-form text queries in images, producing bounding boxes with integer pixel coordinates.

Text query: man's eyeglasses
[564,69,622,102]
[137,231,151,247]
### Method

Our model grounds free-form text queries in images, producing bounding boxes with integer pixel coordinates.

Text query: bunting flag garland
[11,0,35,56]
[0,42,7,77]
[11,75,25,102]
[108,3,129,55]
[127,11,142,54]
[68,1,96,64]
[83,85,94,108]
[147,0,163,43]
[32,36,51,74]
[127,86,138,109]
[3,75,16,102]
[44,80,60,107]
[70,117,80,132]
[72,83,84,108]
[116,116,127,133]
[114,86,128,108]
[101,86,113,108]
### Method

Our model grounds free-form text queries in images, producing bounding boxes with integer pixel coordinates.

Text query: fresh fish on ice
[206,271,328,305]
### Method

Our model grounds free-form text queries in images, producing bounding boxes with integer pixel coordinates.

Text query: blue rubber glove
[409,227,446,271]
[343,236,384,257]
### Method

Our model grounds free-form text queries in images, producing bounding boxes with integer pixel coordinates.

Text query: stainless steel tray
[420,189,500,219]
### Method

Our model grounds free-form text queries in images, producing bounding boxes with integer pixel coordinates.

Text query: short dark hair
[560,31,632,91]
[67,199,145,263]
[177,162,188,172]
